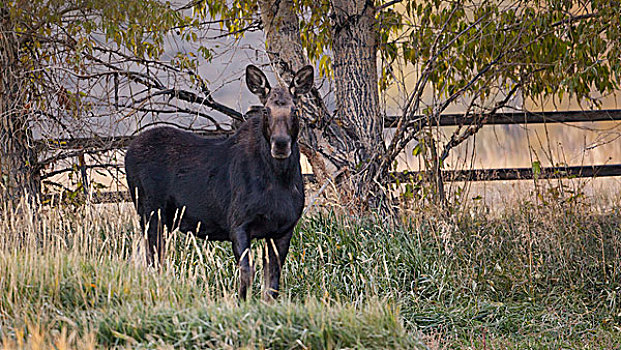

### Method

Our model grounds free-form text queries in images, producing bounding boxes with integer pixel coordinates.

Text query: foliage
[6,0,219,120]
[1,197,620,348]
[397,0,620,102]
[193,0,621,101]
[4,0,621,207]
[5,0,207,65]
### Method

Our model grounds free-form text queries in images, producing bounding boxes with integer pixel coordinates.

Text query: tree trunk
[0,9,40,204]
[258,0,308,82]
[331,0,383,165]
[258,0,387,209]
[331,0,386,207]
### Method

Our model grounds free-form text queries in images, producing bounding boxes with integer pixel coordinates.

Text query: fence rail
[384,109,621,127]
[38,109,621,204]
[35,110,621,151]
[42,164,621,204]
[393,164,621,182]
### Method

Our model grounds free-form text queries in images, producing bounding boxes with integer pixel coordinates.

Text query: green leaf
[412,143,423,157]
[532,161,541,180]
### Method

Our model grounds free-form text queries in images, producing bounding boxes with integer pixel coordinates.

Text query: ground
[0,193,620,349]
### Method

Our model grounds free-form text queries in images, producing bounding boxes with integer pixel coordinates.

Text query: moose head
[246,65,314,159]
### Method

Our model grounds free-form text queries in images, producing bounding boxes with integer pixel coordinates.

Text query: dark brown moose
[125,65,314,300]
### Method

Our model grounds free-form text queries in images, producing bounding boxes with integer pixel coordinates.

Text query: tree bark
[331,0,383,165]
[0,9,40,204]
[331,0,386,207]
[258,0,308,82]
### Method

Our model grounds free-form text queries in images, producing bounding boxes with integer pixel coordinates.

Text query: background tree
[199,0,621,209]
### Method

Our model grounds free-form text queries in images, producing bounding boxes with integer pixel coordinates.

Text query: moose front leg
[263,230,293,300]
[232,227,253,300]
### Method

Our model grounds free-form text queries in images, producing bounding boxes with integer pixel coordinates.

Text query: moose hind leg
[143,209,165,268]
[263,231,293,301]
[232,227,253,300]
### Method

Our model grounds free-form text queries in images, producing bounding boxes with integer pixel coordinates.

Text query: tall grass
[1,196,620,349]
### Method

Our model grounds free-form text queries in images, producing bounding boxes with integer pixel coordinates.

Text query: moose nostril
[274,138,289,149]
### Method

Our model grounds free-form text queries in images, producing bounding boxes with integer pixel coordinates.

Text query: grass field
[1,192,620,349]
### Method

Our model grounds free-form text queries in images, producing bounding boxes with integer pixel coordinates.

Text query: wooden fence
[39,109,621,203]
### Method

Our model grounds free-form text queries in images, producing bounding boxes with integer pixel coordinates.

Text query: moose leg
[232,227,253,300]
[144,209,165,268]
[263,230,293,300]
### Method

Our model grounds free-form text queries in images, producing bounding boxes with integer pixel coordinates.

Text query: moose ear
[290,65,314,96]
[246,65,271,103]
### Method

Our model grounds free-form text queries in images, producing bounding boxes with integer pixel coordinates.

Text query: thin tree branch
[439,83,521,163]
[41,163,122,180]
[377,0,402,11]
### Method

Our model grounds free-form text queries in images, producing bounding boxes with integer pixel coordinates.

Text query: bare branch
[377,0,403,11]
[41,163,122,180]
[439,84,521,163]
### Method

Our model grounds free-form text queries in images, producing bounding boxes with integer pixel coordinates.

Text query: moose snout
[270,136,291,159]
[274,137,289,149]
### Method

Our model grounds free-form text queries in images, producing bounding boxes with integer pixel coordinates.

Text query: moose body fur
[125,65,314,299]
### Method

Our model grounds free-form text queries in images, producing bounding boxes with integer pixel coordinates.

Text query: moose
[125,65,314,300]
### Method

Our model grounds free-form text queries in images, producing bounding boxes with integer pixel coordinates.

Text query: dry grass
[1,186,620,349]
